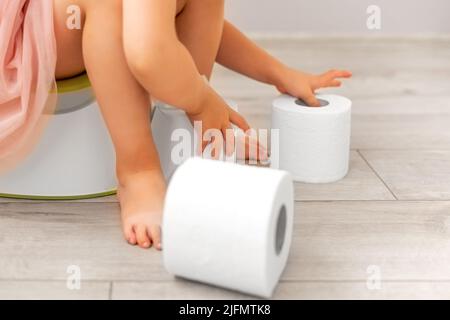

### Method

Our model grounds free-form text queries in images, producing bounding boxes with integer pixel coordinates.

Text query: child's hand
[276,68,352,107]
[187,89,252,156]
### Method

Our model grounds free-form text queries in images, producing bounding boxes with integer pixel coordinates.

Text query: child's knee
[124,44,163,81]
[124,32,173,81]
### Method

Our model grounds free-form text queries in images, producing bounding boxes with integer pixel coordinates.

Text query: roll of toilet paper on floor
[162,158,294,298]
[271,94,352,183]
[152,100,238,181]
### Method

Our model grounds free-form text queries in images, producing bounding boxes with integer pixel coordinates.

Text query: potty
[0,73,117,200]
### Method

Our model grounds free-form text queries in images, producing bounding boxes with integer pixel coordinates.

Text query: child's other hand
[276,68,352,107]
[187,90,251,156]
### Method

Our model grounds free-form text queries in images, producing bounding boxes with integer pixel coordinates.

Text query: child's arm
[217,21,352,107]
[123,0,249,151]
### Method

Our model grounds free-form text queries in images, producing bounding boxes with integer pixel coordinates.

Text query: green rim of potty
[0,189,117,201]
[54,72,91,94]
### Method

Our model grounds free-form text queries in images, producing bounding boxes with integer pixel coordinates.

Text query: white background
[225,0,450,35]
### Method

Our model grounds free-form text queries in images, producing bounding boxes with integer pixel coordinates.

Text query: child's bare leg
[71,0,164,249]
[175,1,267,159]
[175,0,231,156]
[175,0,225,79]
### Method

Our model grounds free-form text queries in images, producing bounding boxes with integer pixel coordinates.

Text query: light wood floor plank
[273,281,450,300]
[0,280,110,300]
[0,202,168,281]
[351,95,450,116]
[286,201,450,281]
[352,114,450,150]
[360,150,450,200]
[2,201,450,283]
[295,151,395,201]
[112,280,253,300]
[111,280,450,300]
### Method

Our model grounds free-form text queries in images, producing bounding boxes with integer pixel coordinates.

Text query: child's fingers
[229,110,270,160]
[244,133,257,161]
[338,70,352,78]
[302,93,321,107]
[322,69,352,79]
[197,125,210,155]
[228,110,252,157]
[229,109,251,132]
[223,124,235,157]
[258,142,269,161]
[193,123,206,155]
[210,135,224,160]
[329,80,342,87]
[316,70,351,89]
[247,135,269,162]
[202,139,210,154]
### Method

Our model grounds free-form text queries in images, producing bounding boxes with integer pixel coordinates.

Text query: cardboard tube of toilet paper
[162,158,294,298]
[271,94,352,183]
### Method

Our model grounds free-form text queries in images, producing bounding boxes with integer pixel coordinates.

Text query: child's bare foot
[117,169,166,250]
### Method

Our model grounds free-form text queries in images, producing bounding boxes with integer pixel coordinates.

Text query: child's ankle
[116,165,164,187]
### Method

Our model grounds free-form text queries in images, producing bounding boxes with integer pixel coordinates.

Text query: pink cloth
[0,0,57,171]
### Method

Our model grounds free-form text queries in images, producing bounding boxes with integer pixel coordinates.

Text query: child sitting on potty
[1,0,351,249]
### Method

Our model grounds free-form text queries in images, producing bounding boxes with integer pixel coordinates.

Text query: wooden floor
[1,37,450,300]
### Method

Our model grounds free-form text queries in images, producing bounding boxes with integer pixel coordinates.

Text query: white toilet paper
[152,100,238,181]
[271,94,352,183]
[162,158,294,298]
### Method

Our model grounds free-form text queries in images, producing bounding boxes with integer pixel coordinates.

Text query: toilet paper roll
[152,100,238,181]
[271,94,352,183]
[162,158,294,298]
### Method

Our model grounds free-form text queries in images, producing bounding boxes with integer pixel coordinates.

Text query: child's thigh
[54,0,86,79]
[53,0,187,79]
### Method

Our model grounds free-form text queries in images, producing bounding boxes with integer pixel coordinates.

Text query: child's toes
[123,224,137,245]
[149,225,162,251]
[135,224,152,248]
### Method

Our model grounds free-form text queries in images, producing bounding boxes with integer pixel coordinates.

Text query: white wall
[225,0,450,35]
